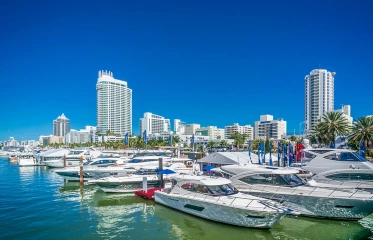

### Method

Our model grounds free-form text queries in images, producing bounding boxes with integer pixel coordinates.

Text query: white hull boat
[155,175,291,229]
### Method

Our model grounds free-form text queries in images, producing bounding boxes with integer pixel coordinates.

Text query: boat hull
[155,192,286,229]
[44,160,80,168]
[19,158,44,166]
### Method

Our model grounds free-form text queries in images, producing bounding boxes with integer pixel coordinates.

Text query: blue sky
[0,0,372,141]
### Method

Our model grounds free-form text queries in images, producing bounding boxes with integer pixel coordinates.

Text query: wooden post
[63,154,66,168]
[79,155,84,183]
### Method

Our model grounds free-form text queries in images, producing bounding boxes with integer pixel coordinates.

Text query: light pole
[299,121,305,139]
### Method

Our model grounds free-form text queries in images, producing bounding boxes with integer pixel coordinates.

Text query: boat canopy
[172,175,232,186]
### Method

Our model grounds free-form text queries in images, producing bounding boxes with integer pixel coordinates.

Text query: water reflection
[154,204,371,240]
[54,176,372,240]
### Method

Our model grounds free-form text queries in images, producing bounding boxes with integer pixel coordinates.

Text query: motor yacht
[44,148,102,168]
[218,165,373,220]
[54,158,128,181]
[90,163,192,193]
[301,148,373,175]
[18,153,41,166]
[155,174,291,229]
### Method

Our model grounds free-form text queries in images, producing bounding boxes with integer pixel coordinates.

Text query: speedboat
[89,163,192,193]
[219,165,373,220]
[8,154,19,162]
[155,174,291,229]
[44,148,102,168]
[54,158,127,181]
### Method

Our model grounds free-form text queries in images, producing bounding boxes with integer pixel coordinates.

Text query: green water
[0,157,372,239]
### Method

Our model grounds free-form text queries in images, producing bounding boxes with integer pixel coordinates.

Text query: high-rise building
[305,69,335,131]
[174,119,185,134]
[96,70,132,136]
[53,113,70,137]
[195,126,225,140]
[140,112,170,135]
[184,124,201,135]
[225,123,253,140]
[254,115,287,140]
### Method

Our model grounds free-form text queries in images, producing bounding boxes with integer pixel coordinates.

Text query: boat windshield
[279,174,304,186]
[352,152,367,162]
[207,184,238,196]
[239,173,304,187]
[180,183,238,196]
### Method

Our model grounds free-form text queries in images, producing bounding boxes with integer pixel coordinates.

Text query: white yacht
[90,163,192,193]
[54,158,128,181]
[44,148,102,168]
[301,148,373,175]
[18,153,41,166]
[218,165,373,220]
[83,157,193,180]
[155,174,291,229]
[39,149,70,165]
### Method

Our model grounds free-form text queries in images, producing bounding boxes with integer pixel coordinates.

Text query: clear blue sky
[0,0,372,141]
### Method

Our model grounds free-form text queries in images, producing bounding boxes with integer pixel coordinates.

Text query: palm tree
[207,141,215,149]
[349,116,373,151]
[309,123,330,146]
[289,135,297,142]
[219,140,228,147]
[318,112,350,145]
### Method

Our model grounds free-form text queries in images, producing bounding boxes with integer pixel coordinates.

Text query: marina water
[0,157,372,240]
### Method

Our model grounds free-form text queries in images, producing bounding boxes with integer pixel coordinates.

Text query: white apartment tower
[254,115,287,140]
[96,70,132,136]
[305,69,335,131]
[225,123,253,140]
[140,112,171,135]
[174,119,185,135]
[53,113,70,137]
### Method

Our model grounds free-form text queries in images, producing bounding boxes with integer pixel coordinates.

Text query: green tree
[220,140,228,147]
[289,135,297,142]
[207,141,215,149]
[349,116,373,151]
[319,112,350,144]
[197,146,204,152]
[229,132,245,149]
[265,139,270,153]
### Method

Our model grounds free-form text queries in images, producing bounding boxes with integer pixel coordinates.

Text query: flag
[283,144,287,167]
[124,133,129,145]
[143,130,147,144]
[330,141,335,148]
[277,142,281,167]
[168,134,173,146]
[248,141,252,161]
[258,142,262,165]
[262,142,266,164]
[296,142,304,162]
[191,134,195,150]
[288,142,293,166]
[360,141,366,158]
[269,141,273,166]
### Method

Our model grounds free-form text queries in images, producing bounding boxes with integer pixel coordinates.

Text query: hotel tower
[305,69,335,132]
[96,70,132,136]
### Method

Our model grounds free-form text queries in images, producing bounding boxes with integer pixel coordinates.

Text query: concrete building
[184,124,201,135]
[254,115,287,140]
[305,69,335,131]
[64,126,97,144]
[225,123,253,140]
[96,70,132,136]
[140,112,171,135]
[53,113,70,137]
[333,105,353,126]
[174,119,185,135]
[196,126,225,140]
